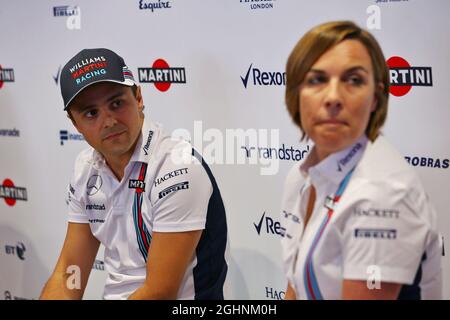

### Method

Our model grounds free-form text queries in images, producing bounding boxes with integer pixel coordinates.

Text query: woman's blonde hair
[285,21,390,141]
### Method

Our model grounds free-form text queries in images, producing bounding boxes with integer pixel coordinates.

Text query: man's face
[68,82,144,162]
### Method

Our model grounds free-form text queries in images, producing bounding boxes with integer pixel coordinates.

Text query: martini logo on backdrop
[241,64,285,88]
[53,5,81,30]
[240,0,275,10]
[0,179,28,207]
[138,59,186,92]
[60,129,85,145]
[0,65,15,89]
[387,56,432,97]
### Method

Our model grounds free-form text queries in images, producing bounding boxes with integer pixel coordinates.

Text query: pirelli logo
[354,228,397,240]
[158,181,189,199]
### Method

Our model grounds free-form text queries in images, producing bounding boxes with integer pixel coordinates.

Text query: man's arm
[128,230,202,299]
[40,222,100,299]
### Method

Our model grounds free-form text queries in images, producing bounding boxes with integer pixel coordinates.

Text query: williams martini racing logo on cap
[0,65,15,89]
[387,56,432,97]
[0,179,28,207]
[69,56,107,85]
[138,59,186,92]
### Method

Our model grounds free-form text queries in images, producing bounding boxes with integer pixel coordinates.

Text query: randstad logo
[241,64,286,88]
[60,130,84,145]
[254,212,285,237]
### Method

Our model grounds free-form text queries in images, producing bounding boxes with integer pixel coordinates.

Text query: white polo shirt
[66,119,228,300]
[280,135,442,300]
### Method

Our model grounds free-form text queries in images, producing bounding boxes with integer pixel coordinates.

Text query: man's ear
[136,86,144,111]
[67,111,80,132]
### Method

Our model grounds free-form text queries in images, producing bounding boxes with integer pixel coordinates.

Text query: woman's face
[299,39,378,161]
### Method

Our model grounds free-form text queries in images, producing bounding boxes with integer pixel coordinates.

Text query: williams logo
[0,179,28,207]
[387,56,432,97]
[241,64,285,88]
[158,181,189,199]
[0,65,15,89]
[129,180,146,191]
[60,130,84,145]
[138,59,186,92]
[5,242,26,260]
[254,211,285,237]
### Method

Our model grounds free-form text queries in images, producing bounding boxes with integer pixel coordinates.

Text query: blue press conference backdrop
[1,0,449,299]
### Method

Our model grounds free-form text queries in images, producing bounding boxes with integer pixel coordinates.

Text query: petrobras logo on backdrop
[265,286,285,300]
[0,65,15,89]
[405,156,449,170]
[5,242,26,261]
[53,5,81,30]
[241,64,285,88]
[138,59,186,92]
[254,211,285,237]
[138,0,172,12]
[60,129,84,145]
[240,0,276,10]
[0,128,20,138]
[0,179,28,207]
[387,56,432,97]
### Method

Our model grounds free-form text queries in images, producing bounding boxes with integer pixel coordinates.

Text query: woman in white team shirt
[280,21,442,300]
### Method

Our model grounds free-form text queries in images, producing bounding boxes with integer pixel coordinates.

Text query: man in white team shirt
[40,48,228,299]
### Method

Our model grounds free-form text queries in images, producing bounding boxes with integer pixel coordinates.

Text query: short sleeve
[67,152,89,224]
[342,180,431,285]
[150,151,213,232]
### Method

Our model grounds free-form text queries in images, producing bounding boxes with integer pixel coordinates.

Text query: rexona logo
[254,211,285,237]
[0,179,28,207]
[138,59,186,92]
[60,129,84,145]
[387,56,432,97]
[0,65,15,89]
[241,64,285,88]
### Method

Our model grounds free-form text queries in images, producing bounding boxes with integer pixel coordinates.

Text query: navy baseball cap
[60,48,136,110]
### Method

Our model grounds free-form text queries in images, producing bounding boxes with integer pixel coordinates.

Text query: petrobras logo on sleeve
[241,64,286,89]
